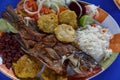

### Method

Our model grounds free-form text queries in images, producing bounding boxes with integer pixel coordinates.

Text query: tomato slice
[56,7,68,14]
[25,0,38,12]
[40,6,52,15]
[17,0,38,20]
[17,0,52,20]
[59,7,68,13]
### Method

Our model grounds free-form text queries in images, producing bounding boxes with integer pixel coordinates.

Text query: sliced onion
[72,0,82,17]
[43,0,51,7]
[23,0,38,15]
[67,0,83,17]
[37,0,48,17]
[24,17,33,26]
[23,0,47,17]
[50,2,60,15]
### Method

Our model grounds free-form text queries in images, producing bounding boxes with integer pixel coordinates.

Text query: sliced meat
[41,34,57,47]
[45,48,61,60]
[54,43,78,56]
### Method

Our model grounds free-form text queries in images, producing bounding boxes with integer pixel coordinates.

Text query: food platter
[0,0,120,80]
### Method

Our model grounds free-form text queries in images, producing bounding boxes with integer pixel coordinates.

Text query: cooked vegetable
[59,10,77,29]
[24,0,38,12]
[16,0,26,16]
[59,7,68,12]
[42,67,68,80]
[23,0,39,15]
[37,13,58,33]
[13,55,41,78]
[0,19,18,33]
[79,15,93,27]
[54,24,75,43]
[40,6,52,15]
[56,7,68,14]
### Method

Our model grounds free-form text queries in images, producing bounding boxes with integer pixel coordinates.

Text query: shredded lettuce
[43,0,66,8]
[0,19,18,33]
[50,0,66,7]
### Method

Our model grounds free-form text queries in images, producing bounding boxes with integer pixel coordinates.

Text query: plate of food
[0,0,120,80]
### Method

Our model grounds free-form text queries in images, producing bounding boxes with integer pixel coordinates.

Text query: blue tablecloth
[0,0,120,80]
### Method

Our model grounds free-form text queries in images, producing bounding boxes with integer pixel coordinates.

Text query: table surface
[0,0,120,80]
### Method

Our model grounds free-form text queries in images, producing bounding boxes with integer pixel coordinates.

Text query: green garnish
[0,19,18,33]
[79,15,93,27]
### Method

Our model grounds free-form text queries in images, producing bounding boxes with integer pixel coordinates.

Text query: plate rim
[0,0,120,80]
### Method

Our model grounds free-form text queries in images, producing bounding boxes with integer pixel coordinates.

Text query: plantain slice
[13,54,41,78]
[42,67,68,80]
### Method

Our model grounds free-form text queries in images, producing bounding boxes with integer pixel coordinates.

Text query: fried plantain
[54,24,75,43]
[59,10,77,29]
[37,13,58,33]
[13,55,41,78]
[42,67,68,80]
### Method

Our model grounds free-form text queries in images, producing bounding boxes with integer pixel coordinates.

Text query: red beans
[0,32,25,69]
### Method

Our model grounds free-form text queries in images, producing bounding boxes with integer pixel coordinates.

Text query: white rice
[75,25,112,62]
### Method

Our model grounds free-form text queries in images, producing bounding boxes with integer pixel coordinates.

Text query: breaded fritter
[37,13,58,33]
[59,10,77,29]
[54,24,75,43]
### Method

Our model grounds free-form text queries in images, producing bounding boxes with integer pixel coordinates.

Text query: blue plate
[0,0,120,80]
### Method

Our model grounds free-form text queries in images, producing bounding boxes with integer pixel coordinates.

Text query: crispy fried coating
[37,13,58,33]
[54,24,75,43]
[42,67,68,80]
[13,55,41,78]
[59,10,77,29]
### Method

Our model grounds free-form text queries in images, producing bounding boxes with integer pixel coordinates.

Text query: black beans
[0,32,25,69]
